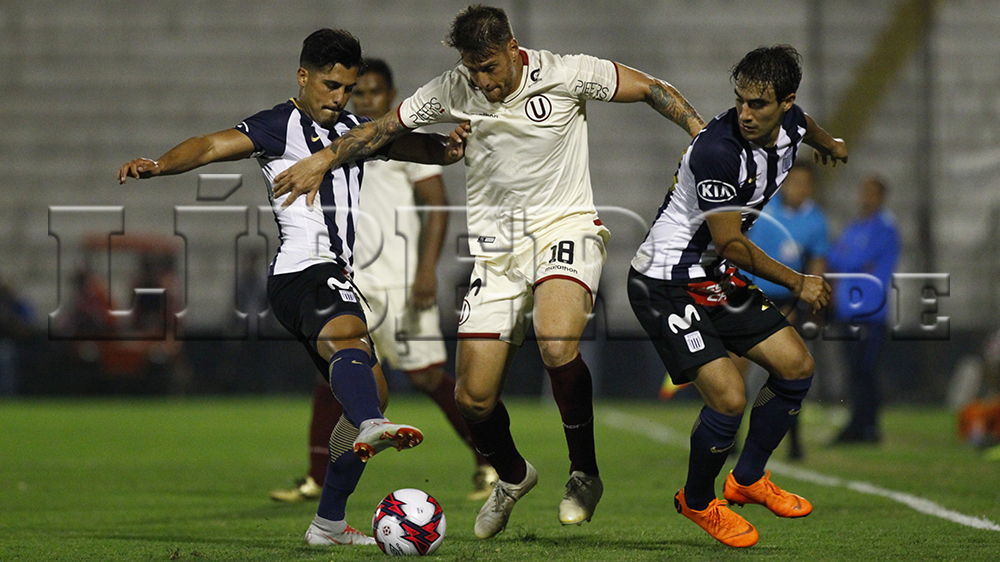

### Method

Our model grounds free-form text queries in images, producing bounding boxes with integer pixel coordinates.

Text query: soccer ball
[372,488,446,556]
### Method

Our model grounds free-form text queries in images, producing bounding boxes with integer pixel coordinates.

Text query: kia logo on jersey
[525,95,553,122]
[696,180,737,203]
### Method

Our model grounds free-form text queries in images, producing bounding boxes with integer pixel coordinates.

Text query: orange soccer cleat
[674,488,759,548]
[724,471,812,518]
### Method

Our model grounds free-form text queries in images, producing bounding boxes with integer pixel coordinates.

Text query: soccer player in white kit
[272,5,705,539]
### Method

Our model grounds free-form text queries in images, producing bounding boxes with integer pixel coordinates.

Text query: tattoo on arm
[325,116,408,167]
[647,82,704,137]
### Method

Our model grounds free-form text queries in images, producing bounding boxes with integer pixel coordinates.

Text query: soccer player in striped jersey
[118,28,466,547]
[270,5,704,540]
[270,58,498,505]
[628,45,847,547]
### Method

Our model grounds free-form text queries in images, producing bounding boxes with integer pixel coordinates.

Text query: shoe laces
[565,475,592,497]
[756,474,788,499]
[343,525,367,537]
[704,499,744,531]
[487,482,516,513]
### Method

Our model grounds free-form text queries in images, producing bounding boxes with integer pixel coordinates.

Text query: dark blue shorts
[267,262,376,379]
[628,267,789,384]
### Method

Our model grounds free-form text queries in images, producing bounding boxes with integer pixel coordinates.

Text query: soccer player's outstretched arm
[387,122,470,167]
[705,210,831,313]
[610,63,706,138]
[118,129,255,184]
[803,113,848,167]
[271,111,468,209]
[271,111,408,208]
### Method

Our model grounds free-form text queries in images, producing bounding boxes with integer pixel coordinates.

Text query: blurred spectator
[0,279,34,396]
[828,176,900,445]
[747,162,829,307]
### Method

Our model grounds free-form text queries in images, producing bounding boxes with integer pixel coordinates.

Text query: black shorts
[627,267,789,384]
[267,262,376,379]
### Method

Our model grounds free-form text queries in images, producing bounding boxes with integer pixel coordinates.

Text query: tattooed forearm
[647,81,705,137]
[325,113,409,168]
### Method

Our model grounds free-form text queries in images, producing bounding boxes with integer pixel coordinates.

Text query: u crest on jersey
[525,95,553,122]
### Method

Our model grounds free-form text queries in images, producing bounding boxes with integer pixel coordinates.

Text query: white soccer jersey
[353,160,443,287]
[632,105,808,281]
[235,99,373,276]
[397,48,619,256]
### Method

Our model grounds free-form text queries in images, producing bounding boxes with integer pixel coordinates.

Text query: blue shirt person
[747,164,829,306]
[827,176,900,444]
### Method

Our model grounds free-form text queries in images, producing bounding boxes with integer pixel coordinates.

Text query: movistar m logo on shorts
[327,276,357,303]
[328,277,351,291]
[667,304,702,334]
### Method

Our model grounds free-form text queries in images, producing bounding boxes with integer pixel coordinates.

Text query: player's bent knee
[774,351,815,380]
[708,389,746,417]
[537,339,579,368]
[455,389,497,421]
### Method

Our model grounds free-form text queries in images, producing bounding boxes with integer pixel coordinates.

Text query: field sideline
[2,396,998,561]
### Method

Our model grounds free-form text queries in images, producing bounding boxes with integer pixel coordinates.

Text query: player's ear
[508,38,519,56]
[781,92,796,111]
[297,67,309,88]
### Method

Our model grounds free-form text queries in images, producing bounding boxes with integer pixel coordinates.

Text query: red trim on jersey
[396,103,415,130]
[609,62,621,101]
[533,274,595,306]
[520,49,528,65]
[594,218,603,226]
[457,333,502,340]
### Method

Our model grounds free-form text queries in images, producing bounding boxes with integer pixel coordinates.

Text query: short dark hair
[360,58,394,89]
[731,45,802,102]
[444,5,514,61]
[300,28,363,71]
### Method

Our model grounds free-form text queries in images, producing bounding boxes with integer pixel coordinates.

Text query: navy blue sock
[684,406,743,511]
[316,417,366,521]
[328,348,383,427]
[733,376,812,486]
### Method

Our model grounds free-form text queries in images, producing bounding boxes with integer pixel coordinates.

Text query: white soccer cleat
[353,419,423,462]
[304,521,376,546]
[558,471,603,525]
[474,461,538,539]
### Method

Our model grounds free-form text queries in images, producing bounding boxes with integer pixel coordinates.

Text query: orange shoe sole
[353,427,424,462]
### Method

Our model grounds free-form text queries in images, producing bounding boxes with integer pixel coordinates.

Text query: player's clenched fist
[794,274,832,313]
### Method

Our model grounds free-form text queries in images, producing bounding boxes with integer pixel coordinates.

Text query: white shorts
[352,276,447,372]
[458,219,609,345]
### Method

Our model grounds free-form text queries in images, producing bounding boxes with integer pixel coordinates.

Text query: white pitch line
[602,409,1000,532]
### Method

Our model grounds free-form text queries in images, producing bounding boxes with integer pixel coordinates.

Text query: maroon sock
[465,401,526,483]
[547,354,599,476]
[308,382,343,486]
[420,368,489,466]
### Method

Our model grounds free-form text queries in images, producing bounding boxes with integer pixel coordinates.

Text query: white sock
[311,515,347,535]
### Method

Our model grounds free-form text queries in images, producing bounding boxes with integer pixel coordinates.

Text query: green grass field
[2,396,998,561]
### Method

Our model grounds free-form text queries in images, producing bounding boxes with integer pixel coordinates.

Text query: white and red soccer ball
[372,488,446,556]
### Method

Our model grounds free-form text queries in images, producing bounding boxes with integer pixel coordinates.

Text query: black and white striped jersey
[235,99,371,276]
[632,105,807,282]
